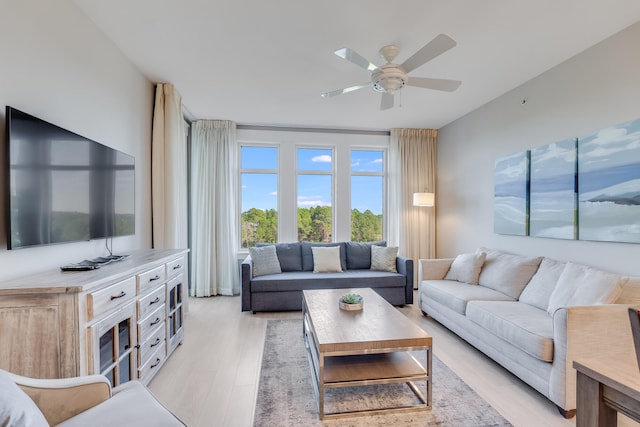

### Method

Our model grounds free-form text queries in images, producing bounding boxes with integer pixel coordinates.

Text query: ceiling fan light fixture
[372,65,407,93]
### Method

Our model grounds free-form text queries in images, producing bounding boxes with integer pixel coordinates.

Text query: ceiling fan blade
[321,82,372,98]
[407,77,462,92]
[380,92,394,110]
[401,34,457,74]
[334,48,378,72]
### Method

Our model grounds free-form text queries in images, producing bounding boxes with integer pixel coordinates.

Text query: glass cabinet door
[166,275,184,352]
[91,302,137,387]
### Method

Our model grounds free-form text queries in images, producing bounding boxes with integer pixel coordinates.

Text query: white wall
[437,21,640,276]
[0,1,154,280]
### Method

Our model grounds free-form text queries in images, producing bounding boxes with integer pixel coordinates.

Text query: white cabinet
[0,249,188,385]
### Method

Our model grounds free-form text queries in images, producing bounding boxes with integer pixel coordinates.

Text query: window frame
[350,148,387,241]
[296,146,335,242]
[237,128,389,251]
[239,144,280,248]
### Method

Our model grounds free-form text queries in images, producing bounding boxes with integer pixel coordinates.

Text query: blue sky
[241,147,383,214]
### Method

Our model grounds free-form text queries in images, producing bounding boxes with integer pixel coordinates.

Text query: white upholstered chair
[0,369,185,427]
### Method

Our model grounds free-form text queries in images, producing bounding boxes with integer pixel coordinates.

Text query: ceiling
[73,0,640,131]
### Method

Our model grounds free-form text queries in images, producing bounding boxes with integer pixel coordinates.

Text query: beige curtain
[151,83,188,249]
[388,128,437,286]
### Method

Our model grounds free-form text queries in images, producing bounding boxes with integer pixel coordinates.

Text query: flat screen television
[5,106,135,249]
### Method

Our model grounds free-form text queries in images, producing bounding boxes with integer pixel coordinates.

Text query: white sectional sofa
[418,247,640,417]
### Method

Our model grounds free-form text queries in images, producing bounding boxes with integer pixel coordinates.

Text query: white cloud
[312,155,332,163]
[269,191,277,196]
[532,141,575,164]
[298,200,331,207]
[582,126,640,159]
[496,156,527,180]
[373,158,383,163]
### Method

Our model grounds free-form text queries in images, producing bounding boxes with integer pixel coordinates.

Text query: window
[238,128,388,248]
[297,148,333,242]
[240,146,278,248]
[351,150,384,241]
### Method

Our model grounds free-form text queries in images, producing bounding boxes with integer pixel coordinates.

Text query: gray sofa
[241,241,413,312]
[418,247,640,417]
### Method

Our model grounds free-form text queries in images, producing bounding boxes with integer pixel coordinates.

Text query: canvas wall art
[529,138,577,240]
[494,151,530,236]
[578,118,640,243]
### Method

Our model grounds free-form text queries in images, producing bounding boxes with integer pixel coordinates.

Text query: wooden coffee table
[302,288,432,419]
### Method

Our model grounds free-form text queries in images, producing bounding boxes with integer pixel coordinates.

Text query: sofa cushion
[466,301,554,362]
[420,280,514,315]
[250,270,406,293]
[477,248,542,299]
[345,241,386,269]
[56,381,185,427]
[302,242,347,271]
[256,242,302,271]
[444,251,486,285]
[312,246,343,273]
[248,245,282,277]
[0,370,49,427]
[547,262,627,315]
[519,258,566,311]
[371,245,398,272]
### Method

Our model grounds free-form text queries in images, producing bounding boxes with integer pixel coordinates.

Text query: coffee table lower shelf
[304,327,431,419]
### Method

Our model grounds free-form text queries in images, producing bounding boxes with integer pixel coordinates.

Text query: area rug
[254,319,512,426]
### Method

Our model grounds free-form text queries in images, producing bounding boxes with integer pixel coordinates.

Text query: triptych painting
[494,118,640,244]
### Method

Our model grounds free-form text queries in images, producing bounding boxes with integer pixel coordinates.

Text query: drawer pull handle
[149,275,161,282]
[150,317,161,326]
[110,291,126,300]
[151,358,161,368]
[173,264,181,270]
[150,297,161,305]
[150,338,161,348]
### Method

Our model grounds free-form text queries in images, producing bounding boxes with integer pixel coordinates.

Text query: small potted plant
[339,293,363,311]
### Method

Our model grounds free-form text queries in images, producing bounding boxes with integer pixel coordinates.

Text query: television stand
[0,249,188,385]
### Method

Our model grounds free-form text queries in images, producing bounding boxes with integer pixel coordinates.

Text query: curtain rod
[237,124,390,136]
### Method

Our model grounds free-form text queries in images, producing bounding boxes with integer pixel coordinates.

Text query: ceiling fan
[321,34,461,110]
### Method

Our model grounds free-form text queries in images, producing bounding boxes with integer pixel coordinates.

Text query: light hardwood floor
[148,292,636,427]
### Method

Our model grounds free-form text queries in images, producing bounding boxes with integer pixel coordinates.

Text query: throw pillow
[256,242,302,271]
[248,245,282,277]
[444,252,487,285]
[370,245,398,272]
[477,248,543,299]
[547,262,628,315]
[301,242,347,271]
[518,258,566,311]
[345,241,386,270]
[0,370,49,427]
[311,246,343,273]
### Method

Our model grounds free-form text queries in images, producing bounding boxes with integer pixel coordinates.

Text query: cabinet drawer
[137,265,165,292]
[166,257,185,278]
[138,346,165,384]
[138,286,166,320]
[138,324,166,365]
[87,277,137,321]
[138,305,165,341]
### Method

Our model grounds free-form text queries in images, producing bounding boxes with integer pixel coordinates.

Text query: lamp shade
[413,192,435,207]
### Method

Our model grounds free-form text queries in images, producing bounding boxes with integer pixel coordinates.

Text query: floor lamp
[412,192,435,289]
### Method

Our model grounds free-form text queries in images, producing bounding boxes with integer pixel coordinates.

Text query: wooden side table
[573,355,640,427]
